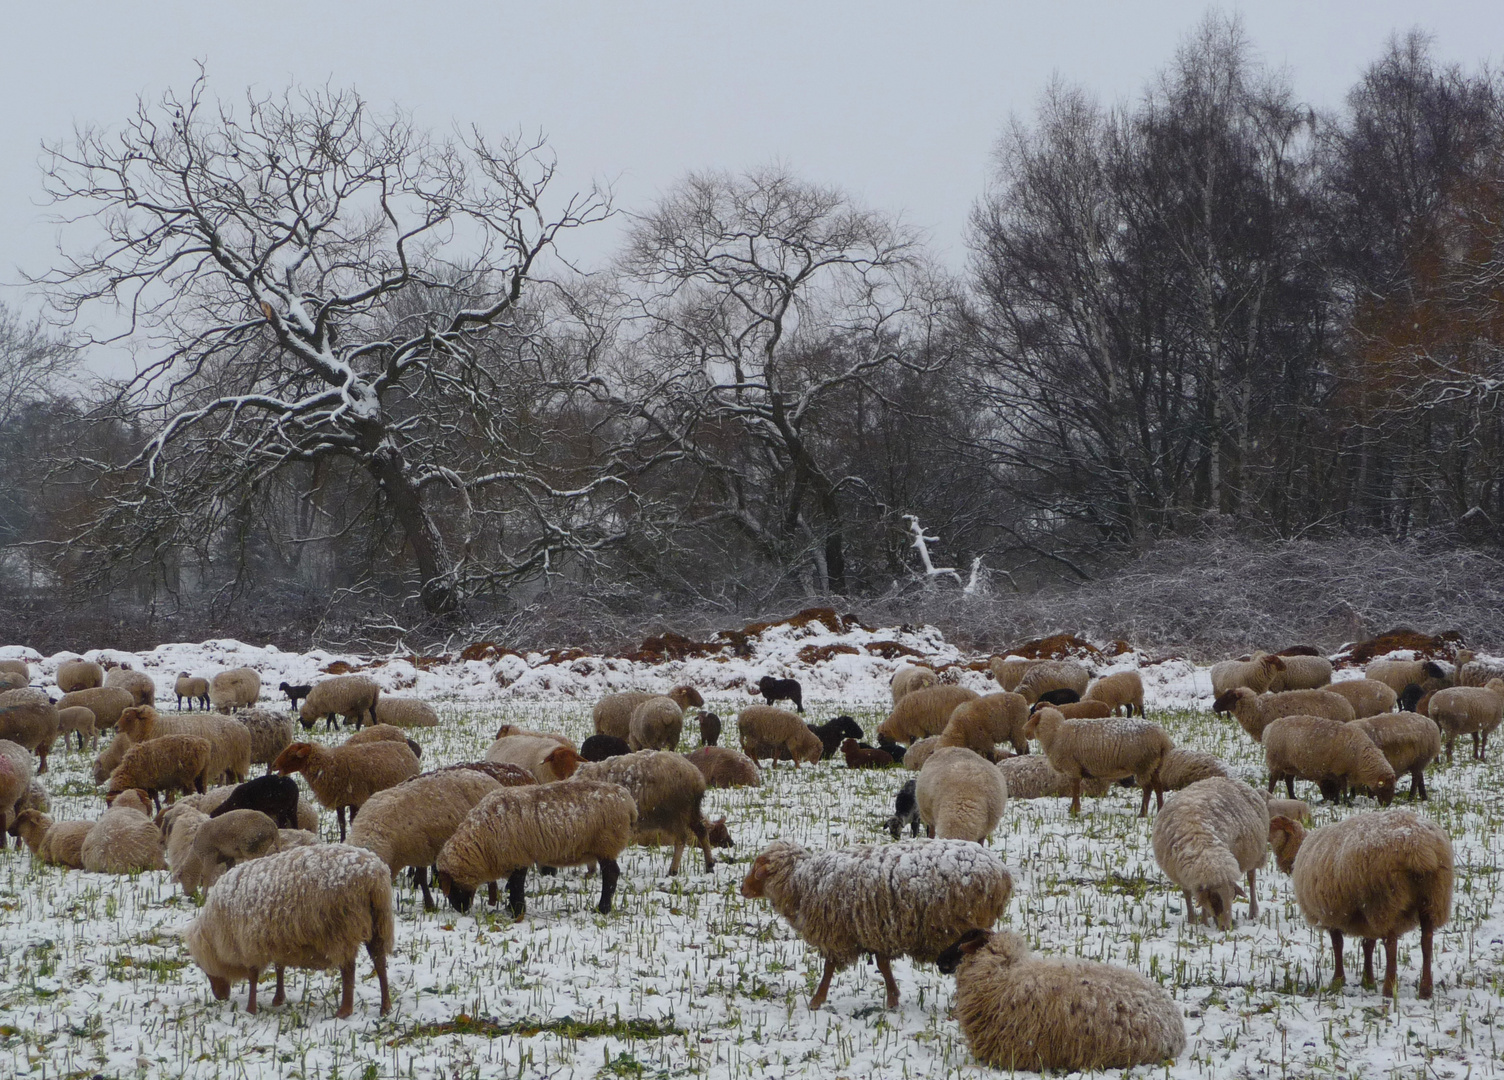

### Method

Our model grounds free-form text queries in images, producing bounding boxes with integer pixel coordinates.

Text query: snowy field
[3,626,1504,1078]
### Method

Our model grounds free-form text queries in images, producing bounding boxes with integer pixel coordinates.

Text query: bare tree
[0,302,76,430]
[37,72,617,616]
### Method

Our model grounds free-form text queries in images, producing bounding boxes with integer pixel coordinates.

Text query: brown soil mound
[1333,628,1467,668]
[798,644,861,665]
[864,640,927,660]
[1001,633,1103,660]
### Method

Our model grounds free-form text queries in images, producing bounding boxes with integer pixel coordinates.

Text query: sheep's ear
[954,929,990,954]
[1233,884,1247,898]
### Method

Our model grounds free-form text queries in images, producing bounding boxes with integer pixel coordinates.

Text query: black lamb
[757,675,804,712]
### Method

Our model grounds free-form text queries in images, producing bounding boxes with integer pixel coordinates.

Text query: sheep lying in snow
[915,747,1008,843]
[10,810,92,868]
[374,696,440,728]
[81,789,164,873]
[342,723,422,757]
[1152,777,1269,928]
[0,659,30,681]
[841,739,893,769]
[808,715,863,759]
[298,675,379,731]
[936,929,1186,1071]
[900,735,943,772]
[741,839,1013,1010]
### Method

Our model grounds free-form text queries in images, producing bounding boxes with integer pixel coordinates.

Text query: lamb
[581,734,631,761]
[0,698,59,772]
[877,684,979,744]
[684,746,762,788]
[298,675,378,731]
[890,664,937,703]
[996,754,1113,800]
[988,656,1042,692]
[1210,652,1285,697]
[104,667,156,706]
[593,687,702,741]
[1152,747,1232,791]
[740,838,1013,1010]
[808,715,864,759]
[876,735,906,764]
[1013,660,1091,705]
[757,675,804,712]
[936,929,1186,1071]
[884,779,921,839]
[698,712,721,747]
[484,734,584,783]
[56,658,105,693]
[575,750,723,875]
[1269,809,1453,998]
[105,735,214,808]
[1326,678,1399,718]
[737,705,823,767]
[11,810,93,868]
[56,705,97,751]
[179,810,282,893]
[184,844,394,1018]
[1366,656,1449,696]
[272,740,421,841]
[56,686,133,731]
[435,779,638,916]
[1267,654,1333,692]
[1213,687,1357,741]
[342,723,423,758]
[92,730,135,785]
[841,739,894,769]
[374,696,440,728]
[0,739,34,835]
[278,681,312,711]
[915,747,1008,843]
[175,673,210,711]
[208,667,261,714]
[939,692,1030,760]
[1023,708,1172,816]
[1262,715,1396,804]
[81,788,165,873]
[1083,670,1145,717]
[628,695,688,751]
[207,774,303,829]
[1351,711,1442,800]
[236,707,298,768]
[1426,679,1504,761]
[348,767,503,909]
[1151,777,1269,928]
[117,705,252,786]
[900,735,943,771]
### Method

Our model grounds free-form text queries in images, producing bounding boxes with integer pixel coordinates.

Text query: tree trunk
[360,433,458,616]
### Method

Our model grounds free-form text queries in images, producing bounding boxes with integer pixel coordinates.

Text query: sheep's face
[1198,885,1237,930]
[1269,816,1304,874]
[545,747,582,781]
[435,870,474,913]
[935,929,993,975]
[1374,777,1396,806]
[271,744,314,774]
[671,686,704,710]
[707,817,733,848]
[739,857,770,899]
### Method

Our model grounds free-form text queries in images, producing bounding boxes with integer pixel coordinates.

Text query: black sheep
[278,681,312,713]
[877,735,907,765]
[807,714,863,759]
[698,712,722,747]
[757,675,804,713]
[581,734,631,762]
[885,778,921,839]
[1035,688,1081,707]
[208,774,300,830]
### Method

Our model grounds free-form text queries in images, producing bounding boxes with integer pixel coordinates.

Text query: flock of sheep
[0,642,1497,1072]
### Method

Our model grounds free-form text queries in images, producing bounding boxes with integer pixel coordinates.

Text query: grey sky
[3,0,1501,326]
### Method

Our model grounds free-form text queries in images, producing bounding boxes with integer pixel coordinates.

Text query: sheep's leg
[809,957,838,1010]
[1246,869,1258,919]
[1329,929,1346,989]
[1481,731,1490,761]
[1445,736,1455,764]
[1382,933,1399,998]
[337,806,347,842]
[415,865,436,911]
[692,820,715,872]
[507,868,528,918]
[875,954,899,1009]
[246,966,260,1014]
[1284,776,1296,799]
[1360,938,1377,989]
[1181,889,1200,924]
[1069,779,1083,817]
[335,961,356,1018]
[1413,767,1427,802]
[486,881,499,905]
[368,941,392,1014]
[668,841,683,876]
[36,747,47,774]
[1266,773,1276,794]
[1472,732,1481,761]
[1419,915,1435,999]
[272,966,286,1006]
[597,857,621,914]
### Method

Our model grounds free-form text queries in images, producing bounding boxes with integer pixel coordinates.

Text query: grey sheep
[1263,714,1396,804]
[915,746,1008,843]
[995,754,1113,800]
[374,696,440,728]
[298,675,378,731]
[236,707,298,768]
[1352,711,1442,800]
[1152,777,1269,928]
[628,695,688,751]
[683,746,762,788]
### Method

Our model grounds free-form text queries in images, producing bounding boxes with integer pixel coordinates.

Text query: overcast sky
[3,1,1502,326]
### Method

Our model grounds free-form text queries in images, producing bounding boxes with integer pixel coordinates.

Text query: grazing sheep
[491,723,572,745]
[684,746,762,788]
[915,747,1008,843]
[1023,708,1172,816]
[1426,679,1504,762]
[162,803,210,879]
[1366,657,1449,696]
[1263,715,1396,805]
[628,695,687,752]
[1398,683,1433,714]
[1013,661,1091,705]
[278,682,312,711]
[808,715,864,759]
[81,789,165,873]
[757,675,804,713]
[105,734,214,808]
[374,696,440,728]
[1326,678,1399,718]
[1265,792,1312,824]
[272,741,421,841]
[885,779,921,839]
[840,739,894,769]
[988,656,1043,692]
[1034,688,1082,707]
[0,698,59,772]
[207,774,302,829]
[484,735,583,783]
[1084,671,1145,717]
[348,767,504,910]
[11,810,92,868]
[342,723,423,759]
[1210,652,1285,697]
[117,706,252,786]
[236,707,298,769]
[208,667,261,714]
[182,810,281,892]
[56,706,97,751]
[737,705,822,767]
[1151,747,1232,792]
[56,686,134,732]
[593,687,702,740]
[298,675,378,731]
[1213,687,1357,742]
[435,779,638,916]
[900,735,943,771]
[0,739,35,835]
[185,844,394,1017]
[939,693,1030,761]
[890,664,937,703]
[92,730,134,785]
[1351,711,1442,801]
[575,750,722,875]
[936,929,1186,1071]
[1035,699,1112,719]
[56,658,105,693]
[1269,810,1453,998]
[1152,777,1269,928]
[581,734,632,761]
[697,712,721,747]
[1268,654,1334,692]
[175,673,210,711]
[877,685,979,745]
[104,667,156,706]
[169,783,328,830]
[740,839,1013,1010]
[996,754,1113,800]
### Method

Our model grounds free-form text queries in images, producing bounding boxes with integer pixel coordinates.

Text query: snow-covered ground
[2,624,1503,1078]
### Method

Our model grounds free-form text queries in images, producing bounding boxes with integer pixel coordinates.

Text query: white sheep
[1023,708,1172,816]
[1152,777,1269,928]
[915,747,1008,843]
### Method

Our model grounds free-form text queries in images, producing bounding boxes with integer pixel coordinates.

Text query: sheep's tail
[368,872,396,960]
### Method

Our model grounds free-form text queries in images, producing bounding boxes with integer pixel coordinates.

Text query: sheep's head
[706,816,733,848]
[271,743,315,774]
[435,870,474,913]
[1197,883,1242,930]
[828,715,863,741]
[1263,655,1287,673]
[1269,815,1305,874]
[1211,688,1252,714]
[739,855,772,899]
[107,788,153,814]
[544,746,582,781]
[117,705,158,739]
[936,929,995,974]
[839,738,863,755]
[671,685,704,710]
[1374,775,1396,807]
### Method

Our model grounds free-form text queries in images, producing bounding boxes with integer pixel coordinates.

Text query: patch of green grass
[391,1013,686,1045]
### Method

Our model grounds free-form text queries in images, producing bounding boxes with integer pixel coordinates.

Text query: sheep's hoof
[1327,976,1345,992]
[334,1004,353,1019]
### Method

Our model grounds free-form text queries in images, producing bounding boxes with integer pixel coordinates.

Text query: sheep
[890,664,937,703]
[11,811,92,868]
[209,667,261,714]
[996,754,1113,800]
[685,746,762,788]
[298,675,378,731]
[175,673,210,711]
[936,929,1186,1071]
[0,686,47,706]
[181,810,281,892]
[435,779,638,916]
[988,656,1043,692]
[737,705,823,767]
[0,658,30,681]
[698,712,721,747]
[0,739,34,835]
[169,783,322,831]
[1453,650,1503,687]
[808,715,864,759]
[1023,708,1172,816]
[12,777,49,821]
[1034,687,1082,707]
[278,681,312,711]
[1326,678,1399,718]
[1034,698,1112,719]
[575,750,723,875]
[56,686,133,731]
[1263,715,1396,804]
[0,671,26,693]
[876,735,906,764]
[343,723,423,759]
[593,687,702,740]
[841,739,894,769]
[581,734,631,761]
[1269,809,1453,998]
[117,705,252,786]
[1152,747,1233,792]
[885,779,921,839]
[915,747,1008,843]
[1213,687,1357,741]
[492,723,572,745]
[1366,656,1450,696]
[1268,654,1334,692]
[484,734,584,783]
[81,788,165,873]
[185,844,394,1018]
[1152,777,1269,928]
[369,696,438,729]
[106,735,214,808]
[1351,711,1442,801]
[1084,670,1145,717]
[272,740,421,841]
[757,675,804,712]
[877,685,979,744]
[939,693,1030,761]
[1265,791,1312,824]
[207,774,303,829]
[162,802,210,877]
[56,658,105,692]
[740,838,1013,1010]
[104,667,156,706]
[1210,652,1285,697]
[0,698,58,772]
[1013,660,1091,705]
[56,705,97,751]
[236,707,298,768]
[1398,683,1433,714]
[348,767,504,909]
[900,735,943,772]
[628,695,687,751]
[1427,679,1504,762]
